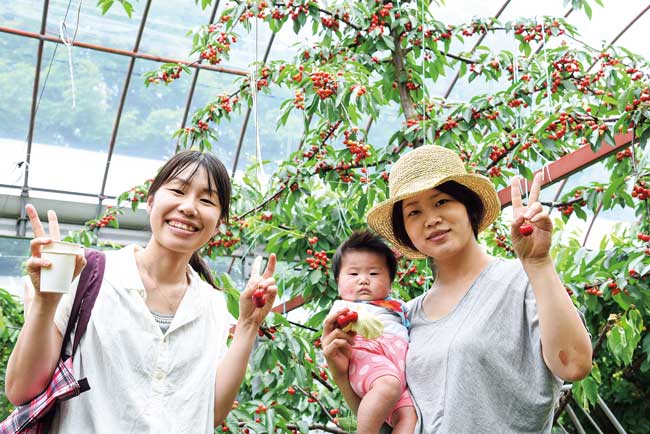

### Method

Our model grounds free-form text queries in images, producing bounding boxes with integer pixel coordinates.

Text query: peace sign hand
[510,173,554,262]
[24,204,86,306]
[239,254,278,328]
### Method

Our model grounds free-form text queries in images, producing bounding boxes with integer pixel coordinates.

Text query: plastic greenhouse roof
[0,0,648,243]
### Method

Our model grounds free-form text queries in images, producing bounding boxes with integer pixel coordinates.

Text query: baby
[329,230,416,434]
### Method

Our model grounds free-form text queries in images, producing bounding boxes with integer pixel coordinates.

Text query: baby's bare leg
[357,375,402,434]
[390,406,418,434]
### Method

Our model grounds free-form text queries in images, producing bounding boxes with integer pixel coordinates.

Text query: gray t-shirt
[405,258,562,434]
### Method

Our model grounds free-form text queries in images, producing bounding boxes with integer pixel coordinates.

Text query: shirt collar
[104,244,146,297]
[104,245,204,331]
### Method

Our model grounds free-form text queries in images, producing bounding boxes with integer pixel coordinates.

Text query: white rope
[421,0,426,144]
[540,18,552,114]
[251,7,266,191]
[513,29,521,131]
[59,22,76,109]
[518,176,529,205]
[59,0,83,110]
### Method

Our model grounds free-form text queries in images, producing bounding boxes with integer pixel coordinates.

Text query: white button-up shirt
[51,245,231,434]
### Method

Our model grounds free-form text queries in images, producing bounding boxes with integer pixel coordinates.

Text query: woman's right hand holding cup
[24,204,85,308]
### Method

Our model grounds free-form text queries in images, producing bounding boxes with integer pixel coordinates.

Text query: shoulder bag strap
[61,248,106,358]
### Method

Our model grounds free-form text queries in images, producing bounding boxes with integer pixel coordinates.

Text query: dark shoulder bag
[0,249,106,434]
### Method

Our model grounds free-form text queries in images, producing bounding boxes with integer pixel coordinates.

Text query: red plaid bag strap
[61,249,106,359]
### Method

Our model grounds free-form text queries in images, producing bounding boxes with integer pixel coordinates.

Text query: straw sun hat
[367,145,500,259]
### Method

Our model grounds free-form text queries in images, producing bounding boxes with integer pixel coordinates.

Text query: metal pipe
[556,421,571,434]
[0,25,248,76]
[0,183,116,199]
[566,403,587,434]
[597,395,628,434]
[177,0,223,152]
[231,32,276,174]
[582,198,604,247]
[97,0,154,219]
[17,0,51,237]
[574,400,605,434]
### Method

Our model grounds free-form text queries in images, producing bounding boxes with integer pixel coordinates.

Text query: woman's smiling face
[401,188,475,259]
[147,164,222,255]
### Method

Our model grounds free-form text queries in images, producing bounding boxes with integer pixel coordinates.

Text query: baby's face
[337,250,392,302]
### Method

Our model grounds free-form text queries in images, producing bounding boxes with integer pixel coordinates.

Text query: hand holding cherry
[251,256,267,308]
[335,308,358,328]
[252,288,266,308]
[510,173,554,261]
[240,254,277,327]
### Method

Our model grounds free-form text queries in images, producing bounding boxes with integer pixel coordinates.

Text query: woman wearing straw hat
[322,145,592,433]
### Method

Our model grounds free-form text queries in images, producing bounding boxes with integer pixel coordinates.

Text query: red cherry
[336,314,350,328]
[347,311,358,322]
[252,288,266,308]
[519,223,534,236]
[287,387,296,395]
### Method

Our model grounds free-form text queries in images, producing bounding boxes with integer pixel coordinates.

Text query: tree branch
[391,28,417,121]
[296,385,338,424]
[311,370,335,392]
[540,196,585,208]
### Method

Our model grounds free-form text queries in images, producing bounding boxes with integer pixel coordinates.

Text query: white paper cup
[40,241,83,293]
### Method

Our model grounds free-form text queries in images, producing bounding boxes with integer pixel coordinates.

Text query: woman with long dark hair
[6,150,277,433]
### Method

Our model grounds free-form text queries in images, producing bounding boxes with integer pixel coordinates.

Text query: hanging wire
[540,17,552,114]
[3,0,82,219]
[59,0,83,109]
[251,5,266,191]
[512,30,521,131]
[513,20,553,192]
[421,0,426,144]
[60,23,77,108]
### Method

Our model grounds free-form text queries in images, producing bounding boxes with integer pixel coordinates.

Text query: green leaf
[382,34,395,50]
[293,363,308,385]
[309,269,322,284]
[607,326,627,365]
[337,416,357,431]
[642,333,650,354]
[583,1,592,19]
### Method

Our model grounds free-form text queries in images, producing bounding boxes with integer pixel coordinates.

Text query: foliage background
[1,0,650,432]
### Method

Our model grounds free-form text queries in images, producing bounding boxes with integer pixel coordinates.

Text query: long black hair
[148,150,231,289]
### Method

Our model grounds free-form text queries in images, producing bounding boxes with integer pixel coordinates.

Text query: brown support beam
[0,25,248,76]
[271,295,305,314]
[498,132,634,208]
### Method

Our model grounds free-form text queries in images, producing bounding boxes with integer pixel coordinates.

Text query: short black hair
[332,230,397,282]
[392,181,486,251]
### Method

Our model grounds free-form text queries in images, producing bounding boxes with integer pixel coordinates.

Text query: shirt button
[154,370,165,380]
